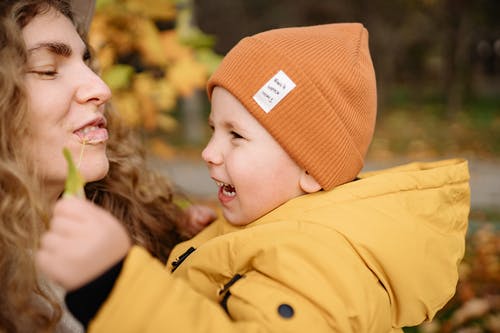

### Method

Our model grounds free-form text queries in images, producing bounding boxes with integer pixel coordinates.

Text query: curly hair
[0,1,186,331]
[86,107,185,263]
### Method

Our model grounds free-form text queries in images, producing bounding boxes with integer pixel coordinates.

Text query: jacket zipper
[170,246,196,272]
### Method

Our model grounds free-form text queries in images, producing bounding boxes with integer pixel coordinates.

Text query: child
[36,23,470,332]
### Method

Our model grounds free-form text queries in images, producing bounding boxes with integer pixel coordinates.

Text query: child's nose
[201,139,223,165]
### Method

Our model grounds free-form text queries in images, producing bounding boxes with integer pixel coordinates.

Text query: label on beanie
[253,70,296,113]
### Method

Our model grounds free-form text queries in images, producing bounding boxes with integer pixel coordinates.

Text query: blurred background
[88,0,499,331]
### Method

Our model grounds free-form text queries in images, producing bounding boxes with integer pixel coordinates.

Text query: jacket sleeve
[88,234,392,333]
[88,246,269,332]
[88,246,344,332]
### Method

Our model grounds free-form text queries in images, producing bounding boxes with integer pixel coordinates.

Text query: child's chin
[223,212,251,227]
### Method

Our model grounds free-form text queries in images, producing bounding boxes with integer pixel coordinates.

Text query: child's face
[202,87,306,226]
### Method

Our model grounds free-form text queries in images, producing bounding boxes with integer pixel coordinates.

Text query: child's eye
[230,131,243,139]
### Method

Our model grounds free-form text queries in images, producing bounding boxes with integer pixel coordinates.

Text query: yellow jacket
[89,159,470,332]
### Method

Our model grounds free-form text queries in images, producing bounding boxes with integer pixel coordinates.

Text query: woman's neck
[44,182,64,209]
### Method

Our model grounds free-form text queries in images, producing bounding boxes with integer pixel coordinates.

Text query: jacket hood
[257,158,470,327]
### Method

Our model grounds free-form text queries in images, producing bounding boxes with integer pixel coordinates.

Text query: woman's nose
[75,67,112,106]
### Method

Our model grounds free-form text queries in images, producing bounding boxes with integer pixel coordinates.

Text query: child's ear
[299,171,322,193]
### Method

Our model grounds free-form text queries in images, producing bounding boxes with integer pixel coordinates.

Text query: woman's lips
[75,125,108,144]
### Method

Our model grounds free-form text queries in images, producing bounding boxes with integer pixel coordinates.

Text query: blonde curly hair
[0,1,186,331]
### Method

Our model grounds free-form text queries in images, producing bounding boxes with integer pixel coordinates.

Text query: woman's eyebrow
[28,42,72,57]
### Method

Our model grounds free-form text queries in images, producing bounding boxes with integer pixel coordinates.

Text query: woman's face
[22,8,111,200]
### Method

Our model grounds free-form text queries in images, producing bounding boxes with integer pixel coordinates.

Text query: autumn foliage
[88,0,220,155]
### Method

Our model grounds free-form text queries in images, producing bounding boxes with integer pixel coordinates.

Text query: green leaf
[195,48,222,75]
[102,64,135,91]
[63,148,85,198]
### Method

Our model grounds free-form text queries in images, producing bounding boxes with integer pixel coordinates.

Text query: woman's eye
[83,50,92,63]
[83,51,98,72]
[28,70,58,78]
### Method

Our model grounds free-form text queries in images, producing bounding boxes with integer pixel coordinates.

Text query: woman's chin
[80,159,110,183]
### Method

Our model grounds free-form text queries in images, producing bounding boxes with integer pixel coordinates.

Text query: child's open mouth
[216,181,236,203]
[216,181,236,197]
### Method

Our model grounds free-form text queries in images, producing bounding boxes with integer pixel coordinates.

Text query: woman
[0,1,213,331]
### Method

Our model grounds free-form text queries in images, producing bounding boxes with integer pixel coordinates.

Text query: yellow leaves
[132,74,158,130]
[159,30,222,93]
[96,0,176,20]
[124,0,176,21]
[157,114,177,133]
[168,56,208,98]
[111,73,178,131]
[133,19,167,67]
[89,0,221,153]
[154,78,177,111]
[133,73,176,131]
[90,12,135,56]
[95,45,116,71]
[91,2,174,67]
[112,91,141,127]
[160,30,192,62]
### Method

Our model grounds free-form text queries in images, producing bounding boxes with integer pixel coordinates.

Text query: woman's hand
[36,196,131,291]
[181,204,217,238]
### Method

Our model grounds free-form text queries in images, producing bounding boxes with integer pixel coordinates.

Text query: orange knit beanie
[207,23,377,190]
